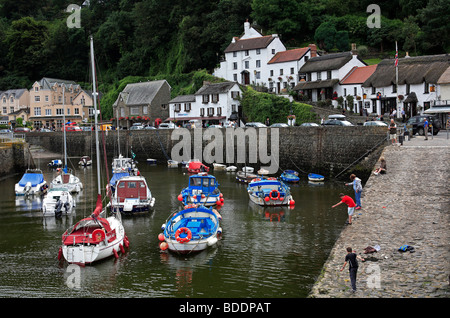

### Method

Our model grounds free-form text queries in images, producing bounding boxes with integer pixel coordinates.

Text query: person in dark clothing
[340,247,365,292]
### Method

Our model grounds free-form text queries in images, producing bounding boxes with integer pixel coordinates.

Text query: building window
[34,107,41,116]
[74,108,79,115]
[424,81,429,93]
[290,68,294,75]
[130,107,140,115]
[200,108,205,116]
[211,94,219,103]
[354,87,357,96]
[244,61,249,69]
[56,108,64,115]
[344,88,347,96]
[184,103,191,111]
[233,52,237,57]
[280,69,283,76]
[327,71,332,79]
[35,87,39,92]
[202,95,209,103]
[233,74,238,81]
[233,62,237,70]
[231,91,240,99]
[217,107,222,116]
[392,83,397,93]
[406,84,410,94]
[35,96,40,102]
[207,107,214,116]
[143,106,148,114]
[174,104,181,112]
[307,73,311,81]
[255,71,261,79]
[272,49,275,54]
[67,108,70,115]
[256,60,261,68]
[270,70,274,76]
[317,72,321,80]
[256,49,261,55]
[2,107,6,114]
[245,50,249,56]
[120,108,125,117]
[232,104,237,112]
[45,109,51,116]
[372,86,376,95]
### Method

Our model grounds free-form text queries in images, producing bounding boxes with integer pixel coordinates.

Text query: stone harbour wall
[25,126,387,178]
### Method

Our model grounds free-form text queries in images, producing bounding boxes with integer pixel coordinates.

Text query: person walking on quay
[423,117,429,140]
[332,193,356,225]
[388,119,397,144]
[340,247,365,292]
[345,174,363,210]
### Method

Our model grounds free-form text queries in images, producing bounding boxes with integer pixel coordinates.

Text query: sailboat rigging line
[155,129,171,160]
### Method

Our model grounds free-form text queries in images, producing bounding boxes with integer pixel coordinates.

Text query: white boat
[78,156,92,166]
[257,168,269,175]
[226,165,237,172]
[168,159,179,167]
[112,154,138,174]
[308,173,325,182]
[51,168,83,193]
[42,187,75,217]
[15,169,47,196]
[110,175,155,214]
[147,158,157,164]
[160,205,222,254]
[213,163,226,171]
[48,159,62,169]
[242,166,254,173]
[59,36,128,265]
[247,177,295,206]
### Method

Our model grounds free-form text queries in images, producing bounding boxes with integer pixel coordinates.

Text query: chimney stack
[308,44,317,58]
[351,43,357,55]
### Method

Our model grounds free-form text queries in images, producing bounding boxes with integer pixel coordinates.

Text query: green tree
[335,30,349,51]
[314,21,336,50]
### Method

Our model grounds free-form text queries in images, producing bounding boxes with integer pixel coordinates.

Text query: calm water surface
[0,159,351,298]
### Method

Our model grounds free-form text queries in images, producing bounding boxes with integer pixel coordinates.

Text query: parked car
[328,114,347,121]
[270,123,289,128]
[14,127,30,133]
[144,125,156,130]
[300,122,319,127]
[129,125,144,130]
[323,119,354,126]
[39,128,53,132]
[0,129,12,133]
[406,115,440,135]
[245,122,267,128]
[158,123,177,129]
[65,126,82,132]
[208,125,223,128]
[363,121,388,127]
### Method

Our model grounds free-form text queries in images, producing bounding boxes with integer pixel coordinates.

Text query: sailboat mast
[63,84,67,169]
[90,35,101,196]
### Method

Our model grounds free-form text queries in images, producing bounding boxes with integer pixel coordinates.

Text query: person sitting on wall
[373,157,387,175]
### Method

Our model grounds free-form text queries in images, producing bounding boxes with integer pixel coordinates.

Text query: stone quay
[309,132,450,298]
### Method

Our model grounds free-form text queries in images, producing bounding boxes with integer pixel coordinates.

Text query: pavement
[309,130,450,298]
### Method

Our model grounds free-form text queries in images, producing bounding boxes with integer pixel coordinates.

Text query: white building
[213,21,317,94]
[167,81,242,126]
[293,51,367,102]
[362,54,450,118]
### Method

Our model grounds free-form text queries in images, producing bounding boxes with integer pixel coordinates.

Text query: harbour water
[0,159,351,298]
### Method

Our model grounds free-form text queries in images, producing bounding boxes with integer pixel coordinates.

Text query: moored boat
[159,205,222,254]
[50,167,83,193]
[236,170,257,183]
[168,159,179,167]
[110,175,155,214]
[247,177,295,206]
[15,169,47,196]
[280,170,300,183]
[178,173,223,207]
[213,163,226,171]
[42,187,75,217]
[187,160,209,174]
[308,173,325,182]
[48,159,63,169]
[226,165,237,172]
[78,156,92,166]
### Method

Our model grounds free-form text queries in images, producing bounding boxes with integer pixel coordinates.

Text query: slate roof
[268,47,310,64]
[195,82,238,95]
[37,77,78,89]
[0,88,27,99]
[169,94,196,103]
[224,35,276,53]
[114,80,170,106]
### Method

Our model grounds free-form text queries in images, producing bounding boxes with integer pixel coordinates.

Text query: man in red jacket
[332,193,356,225]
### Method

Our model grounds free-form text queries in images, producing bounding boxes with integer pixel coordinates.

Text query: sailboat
[50,85,83,193]
[58,36,128,265]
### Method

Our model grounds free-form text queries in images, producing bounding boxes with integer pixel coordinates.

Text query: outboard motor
[54,200,63,218]
[24,182,32,196]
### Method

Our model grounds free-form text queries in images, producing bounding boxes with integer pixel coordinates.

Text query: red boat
[187,161,209,174]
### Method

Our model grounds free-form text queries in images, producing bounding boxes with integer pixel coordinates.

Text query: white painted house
[167,81,242,126]
[293,51,367,102]
[213,21,317,94]
[362,54,450,118]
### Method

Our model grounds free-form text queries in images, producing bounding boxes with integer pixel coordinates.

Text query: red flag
[395,43,398,67]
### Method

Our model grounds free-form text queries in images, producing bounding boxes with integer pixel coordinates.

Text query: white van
[328,114,346,121]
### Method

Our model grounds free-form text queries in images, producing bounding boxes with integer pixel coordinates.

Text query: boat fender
[207,236,218,246]
[161,223,166,231]
[217,227,222,234]
[119,243,125,254]
[177,194,183,202]
[124,238,130,248]
[160,241,168,251]
[289,200,295,206]
[175,227,192,244]
[264,196,270,202]
[58,247,63,260]
[158,233,165,241]
[113,249,119,259]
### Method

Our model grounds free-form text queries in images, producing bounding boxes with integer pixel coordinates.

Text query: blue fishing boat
[160,205,222,254]
[308,173,325,182]
[48,159,62,169]
[280,170,300,183]
[15,169,47,196]
[178,173,223,207]
[247,177,295,206]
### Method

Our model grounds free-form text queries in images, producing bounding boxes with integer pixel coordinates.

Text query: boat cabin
[187,173,219,196]
[115,179,148,202]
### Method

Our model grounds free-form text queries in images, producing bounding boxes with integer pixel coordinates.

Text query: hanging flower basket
[125,117,129,120]
[278,77,283,81]
[332,91,338,100]
[287,115,296,120]
[320,90,325,95]
[110,118,115,121]
[136,116,142,120]
[398,95,404,101]
[118,117,124,120]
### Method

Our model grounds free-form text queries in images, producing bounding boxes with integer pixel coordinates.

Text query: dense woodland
[0,0,449,119]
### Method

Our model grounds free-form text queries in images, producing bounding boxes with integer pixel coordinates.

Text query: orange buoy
[160,241,168,251]
[158,233,165,241]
